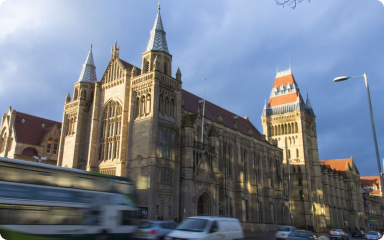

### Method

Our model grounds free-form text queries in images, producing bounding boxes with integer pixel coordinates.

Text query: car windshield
[176,218,208,232]
[331,229,343,232]
[367,232,380,235]
[278,226,292,231]
[138,221,153,228]
[291,231,309,238]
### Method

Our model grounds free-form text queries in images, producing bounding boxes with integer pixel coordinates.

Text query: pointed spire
[306,92,312,109]
[183,113,193,128]
[208,124,218,137]
[65,92,71,103]
[131,65,137,79]
[176,67,182,81]
[77,44,97,83]
[111,40,119,59]
[146,3,169,53]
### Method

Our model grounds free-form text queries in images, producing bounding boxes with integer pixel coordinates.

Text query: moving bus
[0,157,139,240]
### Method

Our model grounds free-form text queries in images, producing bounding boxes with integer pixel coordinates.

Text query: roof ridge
[15,111,61,124]
[183,89,245,119]
[320,158,350,161]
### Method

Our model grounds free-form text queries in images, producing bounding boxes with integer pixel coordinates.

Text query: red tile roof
[14,111,62,145]
[272,74,296,88]
[319,158,353,178]
[268,73,305,107]
[361,176,381,187]
[182,89,262,140]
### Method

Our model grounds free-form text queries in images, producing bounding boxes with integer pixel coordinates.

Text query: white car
[165,216,244,240]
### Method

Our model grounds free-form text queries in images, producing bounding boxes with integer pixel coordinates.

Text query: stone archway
[197,192,212,216]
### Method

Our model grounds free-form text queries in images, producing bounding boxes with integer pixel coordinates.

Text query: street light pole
[334,73,384,206]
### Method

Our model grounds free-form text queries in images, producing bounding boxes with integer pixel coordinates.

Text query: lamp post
[333,73,384,205]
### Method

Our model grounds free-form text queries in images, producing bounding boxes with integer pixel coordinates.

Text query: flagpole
[201,79,206,144]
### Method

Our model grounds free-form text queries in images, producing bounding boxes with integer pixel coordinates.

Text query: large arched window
[140,96,146,116]
[99,100,122,161]
[296,148,299,158]
[135,97,140,119]
[159,128,174,159]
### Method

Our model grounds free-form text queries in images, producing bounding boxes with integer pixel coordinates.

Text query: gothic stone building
[261,69,367,231]
[57,7,284,224]
[0,107,61,165]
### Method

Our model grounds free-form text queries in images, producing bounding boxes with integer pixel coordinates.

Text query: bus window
[75,177,96,190]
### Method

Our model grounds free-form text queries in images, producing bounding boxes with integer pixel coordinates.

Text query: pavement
[244,231,360,240]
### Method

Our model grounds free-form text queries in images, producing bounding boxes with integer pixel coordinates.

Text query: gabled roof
[14,111,62,145]
[319,158,353,178]
[182,90,262,140]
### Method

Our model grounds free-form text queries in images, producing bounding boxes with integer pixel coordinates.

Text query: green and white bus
[0,157,139,240]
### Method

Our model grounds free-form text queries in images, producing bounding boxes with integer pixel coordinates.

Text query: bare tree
[276,0,310,9]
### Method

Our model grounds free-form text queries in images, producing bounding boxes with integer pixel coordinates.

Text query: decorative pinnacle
[158,0,160,11]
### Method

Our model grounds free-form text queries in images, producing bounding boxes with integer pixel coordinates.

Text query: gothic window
[245,200,249,222]
[146,94,151,114]
[90,91,94,102]
[282,125,285,135]
[159,95,163,114]
[159,128,174,159]
[295,122,298,133]
[158,167,173,184]
[288,150,291,159]
[296,148,299,158]
[298,178,302,186]
[135,97,140,119]
[271,204,275,223]
[164,62,168,75]
[74,88,78,100]
[243,150,247,181]
[170,99,174,118]
[258,202,263,223]
[146,61,150,73]
[140,96,146,116]
[53,143,58,155]
[47,141,52,154]
[165,97,169,115]
[98,100,122,161]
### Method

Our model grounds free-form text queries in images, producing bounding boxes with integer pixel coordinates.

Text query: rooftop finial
[158,0,160,11]
[90,37,93,48]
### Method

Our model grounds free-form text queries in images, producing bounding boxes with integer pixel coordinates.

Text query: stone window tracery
[158,167,173,184]
[159,128,174,159]
[98,100,122,161]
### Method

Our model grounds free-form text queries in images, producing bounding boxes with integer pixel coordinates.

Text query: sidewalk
[244,231,331,240]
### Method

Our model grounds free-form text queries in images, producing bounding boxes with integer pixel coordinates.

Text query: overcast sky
[0,0,383,177]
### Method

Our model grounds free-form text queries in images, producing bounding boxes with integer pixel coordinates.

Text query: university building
[0,5,383,232]
[56,6,284,226]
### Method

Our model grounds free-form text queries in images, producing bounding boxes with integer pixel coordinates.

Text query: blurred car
[329,229,348,240]
[275,226,298,239]
[165,216,243,240]
[287,230,317,240]
[364,231,381,240]
[135,221,178,240]
[351,229,365,238]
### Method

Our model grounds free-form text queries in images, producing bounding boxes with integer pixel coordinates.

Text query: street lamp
[333,73,384,205]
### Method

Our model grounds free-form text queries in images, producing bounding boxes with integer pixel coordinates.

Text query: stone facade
[57,7,284,224]
[0,107,61,165]
[361,176,384,230]
[320,158,365,231]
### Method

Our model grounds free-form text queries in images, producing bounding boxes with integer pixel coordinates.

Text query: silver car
[276,226,298,240]
[134,221,178,240]
[329,229,348,240]
[365,231,381,240]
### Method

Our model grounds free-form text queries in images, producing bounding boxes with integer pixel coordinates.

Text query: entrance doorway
[197,192,211,216]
